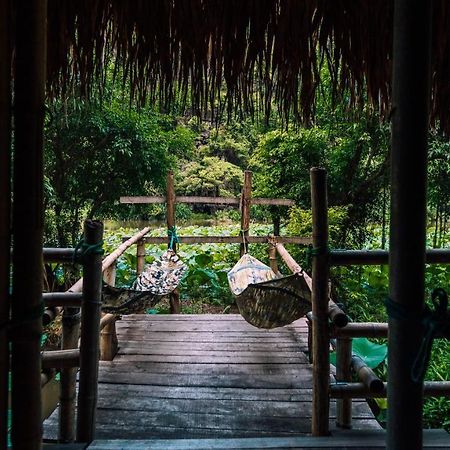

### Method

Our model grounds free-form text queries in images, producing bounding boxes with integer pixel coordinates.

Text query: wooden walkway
[44,314,379,441]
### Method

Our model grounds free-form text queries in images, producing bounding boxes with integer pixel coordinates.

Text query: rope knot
[305,244,330,267]
[167,226,179,250]
[73,239,104,264]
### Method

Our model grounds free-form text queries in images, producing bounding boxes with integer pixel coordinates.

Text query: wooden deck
[44,314,380,441]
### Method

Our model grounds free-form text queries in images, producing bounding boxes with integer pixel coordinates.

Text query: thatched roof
[44,1,450,128]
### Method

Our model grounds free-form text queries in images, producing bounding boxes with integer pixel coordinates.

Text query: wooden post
[167,171,181,314]
[10,1,46,448]
[388,2,432,449]
[0,0,11,447]
[268,244,279,274]
[77,220,103,443]
[136,239,146,275]
[59,307,80,442]
[240,171,252,257]
[100,262,118,361]
[310,167,330,436]
[336,337,352,429]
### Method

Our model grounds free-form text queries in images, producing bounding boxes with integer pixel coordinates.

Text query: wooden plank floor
[44,314,380,440]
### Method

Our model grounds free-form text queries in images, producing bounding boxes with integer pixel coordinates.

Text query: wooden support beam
[240,171,252,257]
[42,248,76,263]
[329,249,450,266]
[331,323,388,339]
[59,306,81,442]
[0,0,11,446]
[335,338,352,429]
[351,356,384,393]
[131,235,312,245]
[41,349,80,369]
[388,1,432,449]
[10,1,47,448]
[120,195,295,207]
[42,292,83,308]
[268,244,279,275]
[136,240,146,275]
[166,171,180,314]
[100,263,119,361]
[77,220,103,443]
[310,168,330,436]
[330,382,450,399]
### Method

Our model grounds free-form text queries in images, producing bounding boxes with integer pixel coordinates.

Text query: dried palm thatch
[40,1,450,130]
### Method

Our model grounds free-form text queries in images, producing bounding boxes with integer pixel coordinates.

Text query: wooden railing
[41,223,152,443]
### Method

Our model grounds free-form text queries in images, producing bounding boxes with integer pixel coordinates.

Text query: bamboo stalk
[335,337,352,429]
[100,263,118,361]
[330,382,450,399]
[166,171,181,314]
[43,292,83,308]
[136,239,145,275]
[351,356,384,393]
[268,244,279,275]
[388,2,432,448]
[42,248,76,263]
[240,171,252,257]
[329,249,450,266]
[331,323,388,339]
[59,306,80,442]
[77,220,103,443]
[41,349,80,369]
[0,0,11,446]
[10,2,46,448]
[310,167,330,436]
[132,235,312,245]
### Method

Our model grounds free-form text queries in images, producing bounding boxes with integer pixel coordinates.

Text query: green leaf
[352,338,387,369]
[194,253,213,267]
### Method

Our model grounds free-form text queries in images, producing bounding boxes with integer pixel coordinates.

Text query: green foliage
[177,156,243,198]
[330,338,387,369]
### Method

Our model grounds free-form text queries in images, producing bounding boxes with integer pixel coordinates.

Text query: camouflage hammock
[101,249,187,314]
[228,254,311,329]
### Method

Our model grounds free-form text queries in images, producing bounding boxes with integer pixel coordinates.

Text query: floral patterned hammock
[101,249,187,314]
[228,254,312,329]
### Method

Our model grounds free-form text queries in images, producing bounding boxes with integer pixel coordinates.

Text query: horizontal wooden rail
[329,249,450,266]
[331,323,388,338]
[120,195,295,207]
[42,248,75,263]
[330,381,450,399]
[124,235,312,245]
[43,292,83,308]
[41,349,80,369]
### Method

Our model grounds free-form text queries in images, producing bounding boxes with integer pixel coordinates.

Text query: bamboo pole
[351,356,384,393]
[335,337,352,429]
[43,292,83,308]
[41,349,80,369]
[310,168,330,436]
[132,235,312,245]
[0,0,11,446]
[59,306,80,442]
[100,263,118,361]
[240,171,252,257]
[330,381,450,399]
[77,220,103,443]
[331,323,388,339]
[167,171,181,314]
[388,2,432,449]
[10,2,46,448]
[268,244,280,275]
[136,239,146,275]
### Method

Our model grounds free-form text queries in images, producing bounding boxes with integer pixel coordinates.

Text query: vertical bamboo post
[0,0,11,447]
[59,307,81,442]
[268,244,279,274]
[77,220,103,443]
[240,171,252,257]
[10,1,46,448]
[136,239,146,276]
[336,337,352,429]
[0,1,11,447]
[310,167,330,436]
[167,171,181,314]
[100,263,118,361]
[388,2,431,449]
